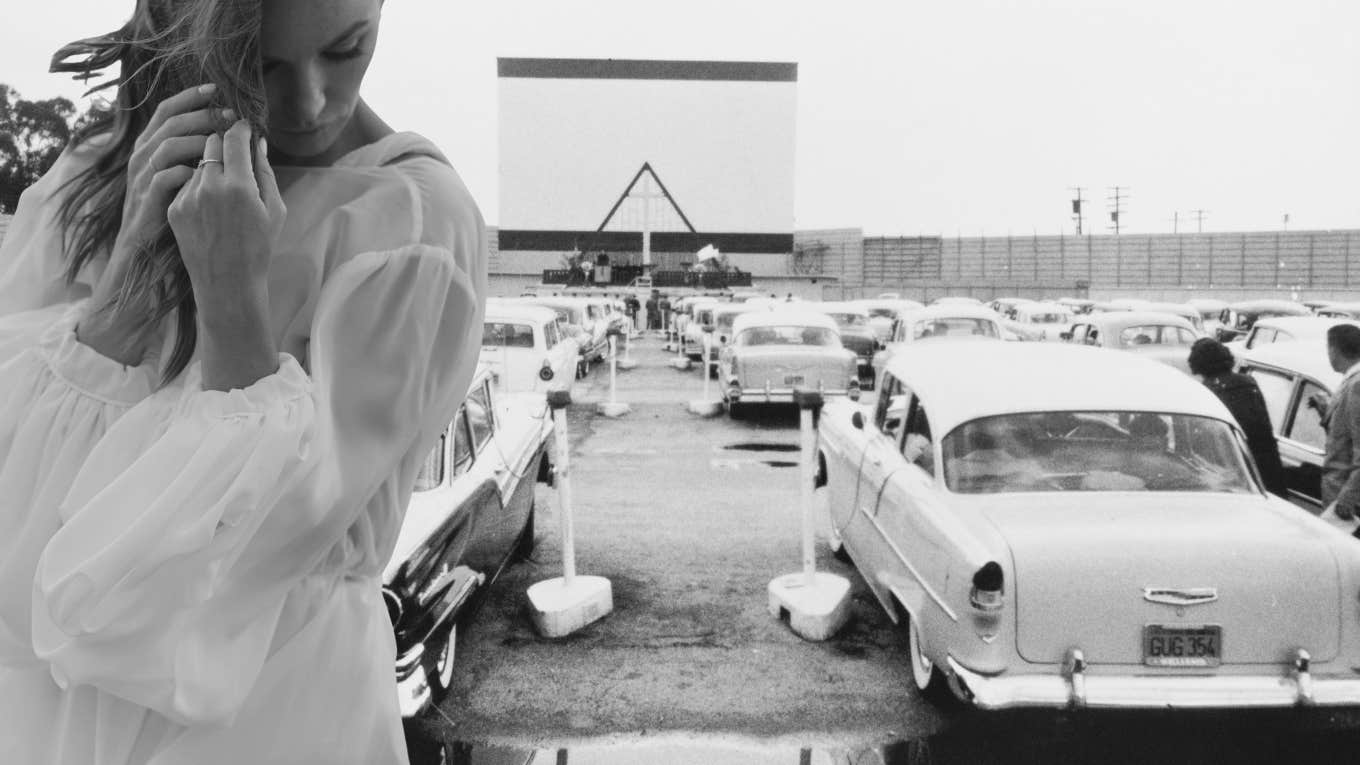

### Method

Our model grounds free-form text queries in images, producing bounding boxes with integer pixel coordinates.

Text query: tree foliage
[0,84,82,214]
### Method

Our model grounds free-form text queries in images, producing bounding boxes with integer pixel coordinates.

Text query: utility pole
[1107,186,1128,234]
[1282,213,1290,232]
[1189,209,1208,233]
[1169,211,1180,234]
[1069,187,1086,235]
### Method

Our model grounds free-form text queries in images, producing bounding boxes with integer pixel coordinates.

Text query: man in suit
[1323,324,1360,537]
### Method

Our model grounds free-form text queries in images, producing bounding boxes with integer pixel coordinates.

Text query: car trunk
[737,347,848,390]
[974,493,1343,666]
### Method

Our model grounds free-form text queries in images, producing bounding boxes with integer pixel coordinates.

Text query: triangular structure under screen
[597,163,697,234]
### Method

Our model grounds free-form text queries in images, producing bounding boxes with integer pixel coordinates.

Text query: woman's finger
[253,137,284,216]
[147,134,210,173]
[148,165,196,209]
[197,132,225,175]
[139,83,219,146]
[222,120,253,185]
[145,106,234,149]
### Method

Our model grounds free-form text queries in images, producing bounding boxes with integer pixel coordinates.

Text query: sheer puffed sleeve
[29,236,484,725]
[0,139,106,318]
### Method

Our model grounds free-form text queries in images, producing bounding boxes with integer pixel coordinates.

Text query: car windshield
[867,308,896,319]
[716,312,744,330]
[826,312,868,328]
[735,326,839,347]
[911,318,998,339]
[1117,325,1194,347]
[1024,312,1069,324]
[942,411,1256,494]
[482,322,536,348]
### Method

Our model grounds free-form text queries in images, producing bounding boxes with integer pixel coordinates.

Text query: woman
[1187,338,1288,497]
[0,0,485,762]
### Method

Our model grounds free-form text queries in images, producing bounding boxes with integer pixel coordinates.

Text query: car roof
[809,301,870,315]
[713,303,759,316]
[1186,298,1229,310]
[483,303,559,324]
[899,304,1003,322]
[883,342,1232,434]
[1081,311,1197,330]
[1226,299,1310,314]
[1250,315,1360,336]
[1236,341,1342,390]
[732,310,839,332]
[1014,302,1070,316]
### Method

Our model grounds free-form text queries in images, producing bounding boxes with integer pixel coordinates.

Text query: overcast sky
[3,0,1357,236]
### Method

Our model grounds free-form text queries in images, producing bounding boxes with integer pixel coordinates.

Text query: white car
[818,341,1360,710]
[1237,315,1360,353]
[516,296,609,374]
[872,304,1004,379]
[683,299,723,360]
[480,302,579,394]
[1004,302,1073,342]
[720,310,859,417]
[854,298,926,345]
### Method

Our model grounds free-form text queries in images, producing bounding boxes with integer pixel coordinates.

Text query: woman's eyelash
[326,46,366,61]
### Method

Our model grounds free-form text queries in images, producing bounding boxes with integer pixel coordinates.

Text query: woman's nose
[289,64,326,126]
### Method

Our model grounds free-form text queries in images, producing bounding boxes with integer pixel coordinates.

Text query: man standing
[645,290,660,331]
[1323,324,1360,537]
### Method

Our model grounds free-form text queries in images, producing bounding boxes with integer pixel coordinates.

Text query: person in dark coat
[1187,337,1287,496]
[645,290,660,330]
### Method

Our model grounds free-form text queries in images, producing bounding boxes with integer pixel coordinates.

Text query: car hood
[965,492,1343,665]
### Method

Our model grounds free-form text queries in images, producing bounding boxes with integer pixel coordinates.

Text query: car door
[870,394,954,623]
[1278,378,1330,511]
[854,375,910,527]
[461,382,514,567]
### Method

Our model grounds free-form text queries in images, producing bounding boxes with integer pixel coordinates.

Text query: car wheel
[727,402,744,420]
[423,624,458,709]
[907,613,955,705]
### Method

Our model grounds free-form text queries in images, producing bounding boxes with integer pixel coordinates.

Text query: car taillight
[969,561,1004,612]
[539,362,554,381]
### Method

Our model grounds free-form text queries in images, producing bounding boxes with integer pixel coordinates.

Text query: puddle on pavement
[723,443,800,453]
[409,714,1360,765]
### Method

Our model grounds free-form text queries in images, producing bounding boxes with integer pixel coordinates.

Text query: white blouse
[0,131,486,764]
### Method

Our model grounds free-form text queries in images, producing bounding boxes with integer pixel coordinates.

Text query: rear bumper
[729,387,856,403]
[947,650,1360,710]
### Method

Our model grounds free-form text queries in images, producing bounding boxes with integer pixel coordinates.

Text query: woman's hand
[168,120,286,392]
[79,83,230,365]
[169,120,286,313]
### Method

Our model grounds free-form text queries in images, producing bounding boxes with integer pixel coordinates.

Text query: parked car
[683,299,723,360]
[720,310,859,418]
[988,297,1036,320]
[1138,302,1206,333]
[1187,298,1229,337]
[481,302,579,394]
[817,341,1360,710]
[517,296,609,375]
[1238,315,1360,353]
[855,298,926,346]
[1236,341,1340,513]
[1055,297,1096,315]
[930,296,985,307]
[1216,299,1311,342]
[1062,310,1199,373]
[1004,302,1073,342]
[872,304,1004,380]
[1316,302,1360,320]
[384,367,554,718]
[810,301,880,388]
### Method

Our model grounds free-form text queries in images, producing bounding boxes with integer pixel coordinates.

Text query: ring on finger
[197,158,224,169]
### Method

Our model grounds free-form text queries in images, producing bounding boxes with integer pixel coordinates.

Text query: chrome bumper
[947,650,1360,710]
[732,388,854,403]
[394,645,431,718]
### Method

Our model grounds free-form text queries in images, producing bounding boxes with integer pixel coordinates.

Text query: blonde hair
[51,0,267,385]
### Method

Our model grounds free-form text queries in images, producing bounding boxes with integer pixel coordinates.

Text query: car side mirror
[851,411,864,430]
[1059,331,1072,341]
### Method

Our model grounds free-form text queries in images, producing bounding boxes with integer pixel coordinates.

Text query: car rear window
[736,326,839,347]
[483,322,536,348]
[942,411,1255,495]
[911,318,998,339]
[1118,325,1193,347]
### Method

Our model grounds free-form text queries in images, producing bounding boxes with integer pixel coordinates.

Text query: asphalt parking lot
[410,332,1360,764]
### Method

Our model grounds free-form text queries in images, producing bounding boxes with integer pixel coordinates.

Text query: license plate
[1143,625,1221,667]
[784,375,804,385]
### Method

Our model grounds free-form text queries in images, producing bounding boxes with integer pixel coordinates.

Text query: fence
[843,230,1359,294]
[541,268,752,289]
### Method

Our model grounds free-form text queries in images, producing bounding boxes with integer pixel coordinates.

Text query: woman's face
[259,0,381,163]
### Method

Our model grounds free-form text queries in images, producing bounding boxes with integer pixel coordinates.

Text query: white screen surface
[499,72,796,235]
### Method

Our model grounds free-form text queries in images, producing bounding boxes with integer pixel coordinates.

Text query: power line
[1188,209,1208,233]
[1069,187,1086,235]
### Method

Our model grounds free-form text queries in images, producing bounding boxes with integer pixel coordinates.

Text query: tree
[0,84,79,214]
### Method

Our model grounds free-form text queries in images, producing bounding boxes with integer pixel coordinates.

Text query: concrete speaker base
[767,571,852,641]
[527,576,614,638]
